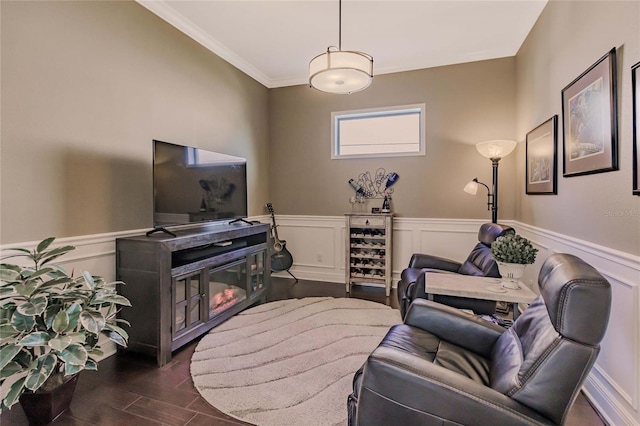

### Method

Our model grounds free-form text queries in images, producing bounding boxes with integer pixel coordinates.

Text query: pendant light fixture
[309,0,373,94]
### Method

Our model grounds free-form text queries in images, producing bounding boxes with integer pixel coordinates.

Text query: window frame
[331,103,426,159]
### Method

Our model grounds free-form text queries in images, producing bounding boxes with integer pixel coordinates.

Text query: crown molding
[135,1,526,91]
[267,52,516,89]
[136,0,272,88]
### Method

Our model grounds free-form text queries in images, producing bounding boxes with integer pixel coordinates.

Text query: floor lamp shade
[309,49,373,94]
[463,180,479,195]
[476,140,517,160]
[465,140,516,223]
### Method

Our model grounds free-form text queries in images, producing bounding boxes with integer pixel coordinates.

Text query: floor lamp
[464,140,517,223]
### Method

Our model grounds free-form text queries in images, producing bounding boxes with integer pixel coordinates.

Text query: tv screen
[152,140,247,227]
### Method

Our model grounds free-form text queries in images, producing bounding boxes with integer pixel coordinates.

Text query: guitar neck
[270,213,281,241]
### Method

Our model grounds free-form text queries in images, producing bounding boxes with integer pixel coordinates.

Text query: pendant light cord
[309,0,373,94]
[338,0,342,51]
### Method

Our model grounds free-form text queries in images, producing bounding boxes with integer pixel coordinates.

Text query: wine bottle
[385,172,399,189]
[348,179,366,196]
[381,195,391,213]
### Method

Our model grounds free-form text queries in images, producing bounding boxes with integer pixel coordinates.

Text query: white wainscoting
[270,216,640,425]
[0,229,148,361]
[270,215,486,284]
[512,222,640,426]
[2,217,638,424]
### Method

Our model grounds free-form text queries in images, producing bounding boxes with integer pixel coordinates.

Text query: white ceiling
[137,0,547,89]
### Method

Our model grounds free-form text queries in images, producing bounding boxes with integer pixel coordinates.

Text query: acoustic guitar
[266,203,294,274]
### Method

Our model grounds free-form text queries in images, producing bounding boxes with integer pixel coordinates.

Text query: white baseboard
[3,217,638,424]
[510,221,640,426]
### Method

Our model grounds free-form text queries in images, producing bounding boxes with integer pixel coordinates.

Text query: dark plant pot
[19,374,78,425]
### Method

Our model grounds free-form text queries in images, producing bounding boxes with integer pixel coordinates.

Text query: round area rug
[191,297,402,426]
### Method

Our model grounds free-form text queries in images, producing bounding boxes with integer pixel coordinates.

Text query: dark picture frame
[633,61,640,195]
[526,115,558,194]
[561,48,618,177]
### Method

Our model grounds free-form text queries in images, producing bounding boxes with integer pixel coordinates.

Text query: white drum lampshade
[308,0,373,95]
[309,49,373,95]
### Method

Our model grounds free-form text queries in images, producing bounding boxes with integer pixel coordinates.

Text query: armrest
[405,299,504,358]
[355,346,553,426]
[408,253,461,272]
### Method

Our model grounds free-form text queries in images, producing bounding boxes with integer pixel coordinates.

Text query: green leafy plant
[491,233,539,265]
[0,237,131,411]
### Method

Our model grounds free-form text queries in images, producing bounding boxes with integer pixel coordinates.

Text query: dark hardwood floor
[2,278,606,426]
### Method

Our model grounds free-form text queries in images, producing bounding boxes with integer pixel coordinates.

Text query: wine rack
[345,213,393,296]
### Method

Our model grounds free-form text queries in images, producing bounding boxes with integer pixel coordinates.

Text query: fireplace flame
[210,287,245,316]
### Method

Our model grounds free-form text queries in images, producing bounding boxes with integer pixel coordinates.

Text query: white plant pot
[497,262,527,289]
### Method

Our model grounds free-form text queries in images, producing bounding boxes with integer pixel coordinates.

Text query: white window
[332,104,425,159]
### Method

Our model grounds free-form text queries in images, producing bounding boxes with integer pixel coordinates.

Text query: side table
[424,272,537,319]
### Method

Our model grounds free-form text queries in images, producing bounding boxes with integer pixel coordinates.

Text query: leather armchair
[348,253,612,426]
[397,222,514,317]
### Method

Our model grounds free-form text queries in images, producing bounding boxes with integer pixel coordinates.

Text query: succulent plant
[0,238,131,410]
[491,233,539,265]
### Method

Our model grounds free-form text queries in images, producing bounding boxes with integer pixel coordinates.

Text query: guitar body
[266,203,294,272]
[271,242,294,272]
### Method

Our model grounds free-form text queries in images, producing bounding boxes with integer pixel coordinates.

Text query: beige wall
[0,1,270,244]
[269,58,518,219]
[515,0,640,255]
[4,0,637,256]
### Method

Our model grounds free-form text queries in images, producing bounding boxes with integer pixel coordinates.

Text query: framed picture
[526,116,558,194]
[633,61,640,195]
[561,48,618,177]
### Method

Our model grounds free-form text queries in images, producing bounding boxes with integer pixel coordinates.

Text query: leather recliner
[398,223,514,317]
[348,253,612,426]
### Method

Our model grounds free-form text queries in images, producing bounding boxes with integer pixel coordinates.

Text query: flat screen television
[152,140,247,228]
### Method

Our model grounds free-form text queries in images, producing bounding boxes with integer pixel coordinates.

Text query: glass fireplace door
[173,271,205,339]
[208,259,248,320]
[248,251,266,294]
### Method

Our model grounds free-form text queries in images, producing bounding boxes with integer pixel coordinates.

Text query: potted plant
[0,237,131,424]
[490,233,539,289]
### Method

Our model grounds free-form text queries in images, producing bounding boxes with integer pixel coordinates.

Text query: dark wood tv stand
[116,222,271,366]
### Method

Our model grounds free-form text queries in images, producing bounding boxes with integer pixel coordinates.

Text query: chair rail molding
[0,228,150,362]
[510,220,639,426]
[2,216,637,424]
